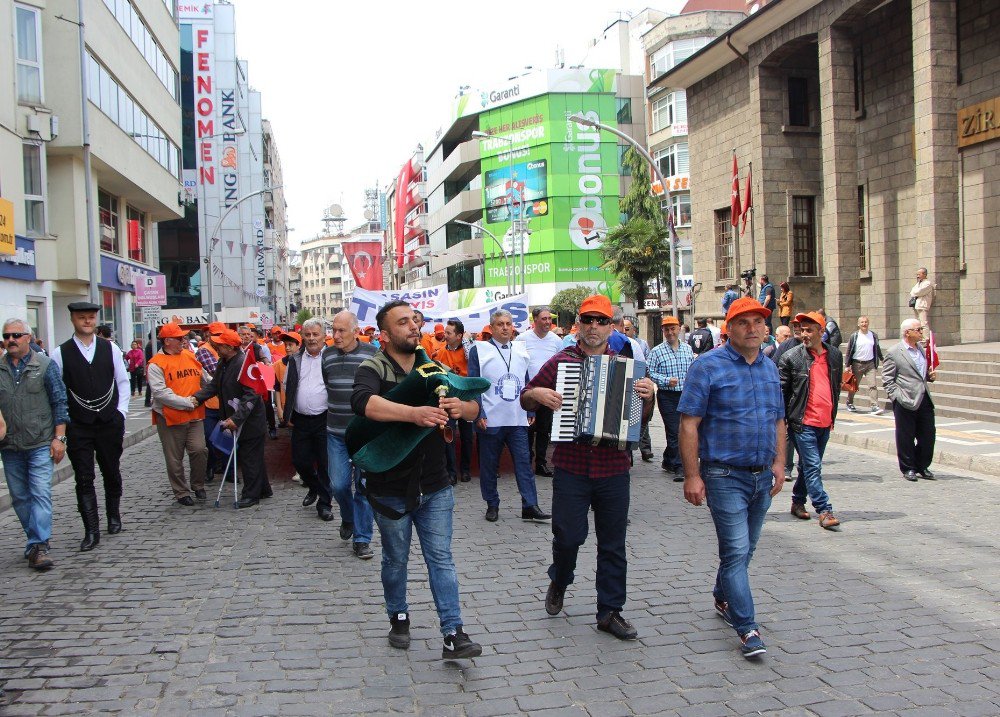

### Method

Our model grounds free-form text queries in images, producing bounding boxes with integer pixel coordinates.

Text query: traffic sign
[141,306,162,321]
[136,275,167,306]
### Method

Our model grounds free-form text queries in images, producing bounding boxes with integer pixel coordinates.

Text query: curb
[829,430,1000,478]
[0,424,158,514]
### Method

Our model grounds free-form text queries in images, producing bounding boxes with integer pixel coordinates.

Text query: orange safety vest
[267,340,287,359]
[149,351,207,426]
[433,344,468,377]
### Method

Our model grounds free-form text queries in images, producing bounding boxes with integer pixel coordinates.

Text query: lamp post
[452,219,513,297]
[471,131,526,294]
[567,114,678,319]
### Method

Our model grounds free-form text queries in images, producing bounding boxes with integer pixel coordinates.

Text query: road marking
[853,427,895,434]
[937,437,988,446]
[969,429,1000,436]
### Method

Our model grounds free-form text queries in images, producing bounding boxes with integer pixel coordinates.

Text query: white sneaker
[870,405,884,415]
[846,403,857,413]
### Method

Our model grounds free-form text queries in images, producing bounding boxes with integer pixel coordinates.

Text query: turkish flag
[926,330,940,371]
[237,347,269,397]
[730,154,741,230]
[343,240,384,290]
[740,164,752,236]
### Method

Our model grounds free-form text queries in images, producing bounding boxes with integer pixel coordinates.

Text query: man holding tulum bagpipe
[347,300,491,660]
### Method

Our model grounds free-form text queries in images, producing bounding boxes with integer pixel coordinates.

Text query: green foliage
[619,147,664,227]
[599,217,671,308]
[295,308,313,326]
[550,285,594,326]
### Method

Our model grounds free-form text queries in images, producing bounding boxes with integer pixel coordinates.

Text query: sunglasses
[3,332,28,340]
[579,315,611,326]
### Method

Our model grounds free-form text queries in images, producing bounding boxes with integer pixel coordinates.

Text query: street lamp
[567,114,678,318]
[451,219,513,296]
[471,130,527,294]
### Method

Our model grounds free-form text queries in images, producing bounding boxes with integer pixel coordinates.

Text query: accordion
[550,355,646,450]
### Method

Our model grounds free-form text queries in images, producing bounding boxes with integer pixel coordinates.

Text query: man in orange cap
[148,323,208,506]
[678,296,785,659]
[647,315,694,479]
[266,326,287,361]
[521,294,655,641]
[778,312,843,528]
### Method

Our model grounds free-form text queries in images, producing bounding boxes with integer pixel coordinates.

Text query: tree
[550,285,594,327]
[295,308,313,326]
[619,147,664,227]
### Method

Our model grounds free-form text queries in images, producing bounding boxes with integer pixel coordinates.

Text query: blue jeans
[702,464,773,636]
[372,486,462,636]
[476,426,538,509]
[326,433,373,543]
[792,426,832,514]
[2,446,54,555]
[549,469,630,619]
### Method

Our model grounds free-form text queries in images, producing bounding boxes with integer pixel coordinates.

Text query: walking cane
[214,425,243,508]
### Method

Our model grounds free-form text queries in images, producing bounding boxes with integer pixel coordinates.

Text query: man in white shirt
[707,319,722,348]
[845,316,884,414]
[515,306,564,476]
[51,302,131,551]
[909,267,936,340]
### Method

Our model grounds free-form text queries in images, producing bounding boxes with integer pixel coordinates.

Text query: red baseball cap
[579,295,613,318]
[725,297,771,324]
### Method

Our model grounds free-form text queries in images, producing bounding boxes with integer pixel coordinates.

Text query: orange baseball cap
[158,323,187,339]
[279,331,302,344]
[661,316,680,327]
[363,326,376,332]
[579,294,613,318]
[207,321,226,334]
[793,311,825,326]
[480,325,492,337]
[720,321,728,336]
[725,297,771,324]
[213,329,242,347]
[434,323,445,333]
[269,326,283,335]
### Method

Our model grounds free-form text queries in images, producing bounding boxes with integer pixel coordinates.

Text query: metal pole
[453,220,512,296]
[748,161,757,276]
[568,115,678,319]
[77,0,100,305]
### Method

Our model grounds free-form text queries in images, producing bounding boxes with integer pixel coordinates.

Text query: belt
[702,461,767,473]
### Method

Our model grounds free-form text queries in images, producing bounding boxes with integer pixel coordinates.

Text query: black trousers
[235,431,270,500]
[892,395,936,474]
[129,369,144,394]
[66,415,124,517]
[528,406,554,468]
[291,412,332,510]
[444,420,474,476]
[657,390,682,470]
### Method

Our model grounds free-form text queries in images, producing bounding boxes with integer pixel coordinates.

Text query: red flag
[730,154,741,230]
[740,164,752,236]
[237,347,269,397]
[342,240,384,290]
[926,330,940,371]
[127,219,142,252]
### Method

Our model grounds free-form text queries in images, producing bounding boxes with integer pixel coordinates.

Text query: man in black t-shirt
[687,318,715,356]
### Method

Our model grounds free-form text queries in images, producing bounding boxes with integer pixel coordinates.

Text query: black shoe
[268,428,278,439]
[545,582,565,615]
[194,489,207,500]
[302,490,318,507]
[673,474,684,482]
[641,452,654,462]
[261,486,273,499]
[204,473,215,484]
[353,542,374,560]
[460,472,472,483]
[903,470,919,482]
[388,612,410,649]
[920,469,936,480]
[318,508,334,522]
[535,463,553,477]
[80,531,100,552]
[521,505,551,522]
[448,473,458,486]
[339,522,354,541]
[485,506,499,522]
[236,497,259,509]
[107,516,122,534]
[597,611,638,640]
[177,496,195,506]
[442,628,482,659]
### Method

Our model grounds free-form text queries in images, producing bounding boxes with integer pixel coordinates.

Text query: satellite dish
[363,209,374,220]
[327,204,344,218]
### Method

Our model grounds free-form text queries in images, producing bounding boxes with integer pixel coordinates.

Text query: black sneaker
[740,629,766,658]
[352,542,374,560]
[485,506,499,522]
[339,522,354,540]
[597,611,638,640]
[388,612,410,649]
[442,628,482,659]
[545,582,565,615]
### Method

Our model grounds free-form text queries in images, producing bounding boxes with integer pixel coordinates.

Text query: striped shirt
[647,340,694,392]
[322,340,378,437]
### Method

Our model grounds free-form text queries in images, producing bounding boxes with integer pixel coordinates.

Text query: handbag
[841,369,858,393]
[908,296,917,308]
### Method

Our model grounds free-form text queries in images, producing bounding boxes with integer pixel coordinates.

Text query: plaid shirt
[678,342,784,466]
[647,340,694,392]
[194,346,218,375]
[522,343,631,479]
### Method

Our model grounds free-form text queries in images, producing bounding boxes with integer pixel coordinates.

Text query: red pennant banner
[342,240,384,290]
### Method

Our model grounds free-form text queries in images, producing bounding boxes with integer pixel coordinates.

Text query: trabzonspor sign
[350,288,529,335]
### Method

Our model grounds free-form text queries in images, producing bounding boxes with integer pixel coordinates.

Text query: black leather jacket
[778,342,843,432]
[845,330,883,367]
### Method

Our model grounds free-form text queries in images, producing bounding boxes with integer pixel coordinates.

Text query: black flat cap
[67,301,101,312]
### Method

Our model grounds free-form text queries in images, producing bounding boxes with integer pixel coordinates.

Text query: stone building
[655,0,998,345]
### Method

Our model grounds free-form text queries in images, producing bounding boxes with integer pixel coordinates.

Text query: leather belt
[702,461,767,473]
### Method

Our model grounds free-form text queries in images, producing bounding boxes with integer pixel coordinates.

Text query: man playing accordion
[520,294,655,640]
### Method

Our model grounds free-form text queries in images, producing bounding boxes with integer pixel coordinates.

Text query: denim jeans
[549,469,630,619]
[702,464,773,636]
[327,433,373,543]
[792,426,833,514]
[2,446,54,555]
[372,486,462,635]
[477,426,538,509]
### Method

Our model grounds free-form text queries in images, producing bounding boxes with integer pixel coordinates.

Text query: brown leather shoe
[818,512,841,530]
[790,502,810,520]
[28,543,54,571]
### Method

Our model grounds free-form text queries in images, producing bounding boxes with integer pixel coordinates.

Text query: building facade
[2,0,183,347]
[298,233,347,321]
[658,0,997,345]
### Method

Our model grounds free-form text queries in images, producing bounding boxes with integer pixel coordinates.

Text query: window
[715,209,735,280]
[101,289,117,333]
[99,189,120,254]
[15,4,43,103]
[616,97,632,124]
[126,207,146,263]
[655,142,689,179]
[857,185,867,272]
[101,0,178,99]
[22,143,46,236]
[853,46,865,117]
[787,77,810,127]
[650,37,711,78]
[791,196,817,276]
[671,193,691,226]
[651,93,687,133]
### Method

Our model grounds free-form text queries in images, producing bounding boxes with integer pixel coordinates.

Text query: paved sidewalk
[0,427,997,716]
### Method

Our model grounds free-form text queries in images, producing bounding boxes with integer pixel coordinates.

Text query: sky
[230,0,685,249]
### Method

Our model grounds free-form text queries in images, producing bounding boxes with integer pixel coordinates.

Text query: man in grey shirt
[323,311,378,559]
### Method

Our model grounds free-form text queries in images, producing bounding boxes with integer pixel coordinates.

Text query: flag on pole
[237,347,269,397]
[730,154,741,230]
[926,330,940,371]
[741,164,753,236]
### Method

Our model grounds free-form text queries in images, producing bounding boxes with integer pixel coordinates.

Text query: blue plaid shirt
[647,340,694,392]
[678,343,784,466]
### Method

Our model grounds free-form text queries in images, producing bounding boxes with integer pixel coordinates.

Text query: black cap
[67,301,101,313]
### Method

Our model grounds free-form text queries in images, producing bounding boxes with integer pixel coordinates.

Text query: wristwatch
[55,436,67,444]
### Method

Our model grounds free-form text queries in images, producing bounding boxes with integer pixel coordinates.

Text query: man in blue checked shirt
[678,297,786,660]
[647,315,694,480]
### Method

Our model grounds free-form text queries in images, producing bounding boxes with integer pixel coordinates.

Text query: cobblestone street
[0,431,998,716]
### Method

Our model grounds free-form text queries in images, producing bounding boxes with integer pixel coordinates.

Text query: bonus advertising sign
[478,91,621,293]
